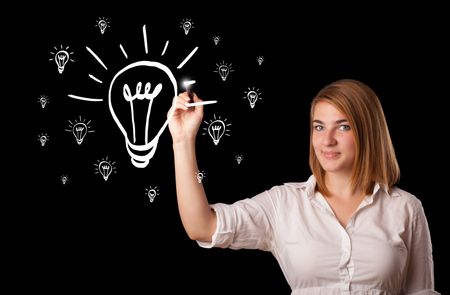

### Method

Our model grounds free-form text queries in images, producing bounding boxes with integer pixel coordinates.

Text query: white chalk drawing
[143,25,149,54]
[212,35,221,45]
[161,41,169,56]
[38,133,49,146]
[235,154,244,164]
[65,116,95,145]
[202,114,231,145]
[50,45,74,74]
[38,95,49,109]
[145,185,159,202]
[214,61,234,81]
[243,87,262,108]
[257,56,264,65]
[94,157,116,181]
[180,18,194,35]
[96,17,110,34]
[67,25,199,168]
[177,46,198,69]
[61,175,69,185]
[195,170,206,183]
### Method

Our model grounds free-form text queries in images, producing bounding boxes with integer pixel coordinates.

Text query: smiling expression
[312,101,356,176]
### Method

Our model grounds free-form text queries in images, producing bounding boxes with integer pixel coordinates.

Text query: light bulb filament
[123,82,162,101]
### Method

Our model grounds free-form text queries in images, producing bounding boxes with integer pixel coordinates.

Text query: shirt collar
[284,175,317,200]
[285,175,400,199]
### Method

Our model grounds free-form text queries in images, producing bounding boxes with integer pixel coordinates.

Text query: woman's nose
[323,130,337,146]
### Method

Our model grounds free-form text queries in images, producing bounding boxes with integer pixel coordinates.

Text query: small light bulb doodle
[243,87,263,109]
[60,175,69,185]
[202,114,231,145]
[49,45,74,74]
[235,154,244,165]
[37,95,49,109]
[37,133,49,146]
[214,61,234,81]
[145,185,159,203]
[96,17,110,34]
[94,157,117,181]
[257,56,264,65]
[65,116,95,145]
[195,170,206,183]
[212,35,221,45]
[180,18,194,35]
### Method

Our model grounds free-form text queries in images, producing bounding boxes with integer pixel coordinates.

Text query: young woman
[168,79,439,294]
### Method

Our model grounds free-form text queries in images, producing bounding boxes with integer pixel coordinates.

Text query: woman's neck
[324,172,362,199]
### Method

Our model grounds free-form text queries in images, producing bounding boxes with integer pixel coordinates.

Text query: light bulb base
[125,137,159,168]
[130,157,150,168]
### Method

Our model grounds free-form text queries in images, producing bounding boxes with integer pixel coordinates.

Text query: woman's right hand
[168,92,204,144]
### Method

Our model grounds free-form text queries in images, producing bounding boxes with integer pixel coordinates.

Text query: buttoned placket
[312,192,375,294]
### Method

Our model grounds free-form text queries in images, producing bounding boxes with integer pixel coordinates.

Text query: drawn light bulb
[38,95,49,109]
[40,136,46,146]
[214,61,233,82]
[96,17,110,34]
[55,50,69,74]
[213,36,221,45]
[99,161,112,180]
[61,175,68,184]
[195,170,206,183]
[181,19,193,35]
[148,189,156,201]
[94,157,116,181]
[98,20,107,34]
[184,22,191,34]
[257,56,264,65]
[50,45,74,74]
[235,155,243,164]
[208,120,225,145]
[203,114,232,145]
[109,61,177,168]
[248,91,258,108]
[38,133,49,146]
[145,186,159,202]
[65,116,94,145]
[74,123,87,144]
[219,65,230,81]
[244,87,262,109]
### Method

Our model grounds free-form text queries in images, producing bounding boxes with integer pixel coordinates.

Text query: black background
[16,4,448,294]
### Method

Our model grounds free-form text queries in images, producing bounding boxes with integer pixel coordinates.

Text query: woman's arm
[403,202,439,294]
[168,92,217,242]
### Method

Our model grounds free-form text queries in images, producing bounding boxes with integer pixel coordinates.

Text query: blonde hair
[309,79,400,196]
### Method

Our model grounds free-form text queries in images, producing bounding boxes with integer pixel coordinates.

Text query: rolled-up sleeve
[197,191,276,251]
[403,202,440,294]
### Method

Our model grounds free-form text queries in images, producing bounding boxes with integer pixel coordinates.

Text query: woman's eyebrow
[312,119,348,124]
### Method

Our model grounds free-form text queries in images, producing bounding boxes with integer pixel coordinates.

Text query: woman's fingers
[172,95,189,110]
[169,92,206,117]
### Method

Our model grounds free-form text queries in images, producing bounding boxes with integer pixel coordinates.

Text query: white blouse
[198,175,439,295]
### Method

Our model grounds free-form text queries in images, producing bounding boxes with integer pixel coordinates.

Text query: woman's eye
[339,125,351,131]
[314,125,323,131]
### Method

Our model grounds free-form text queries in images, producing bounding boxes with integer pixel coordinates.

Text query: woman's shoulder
[260,178,314,201]
[384,186,425,213]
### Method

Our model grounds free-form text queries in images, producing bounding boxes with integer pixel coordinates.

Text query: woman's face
[312,101,356,176]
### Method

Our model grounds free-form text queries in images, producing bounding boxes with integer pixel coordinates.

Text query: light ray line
[161,41,169,56]
[143,25,148,54]
[120,44,128,59]
[86,46,108,71]
[68,94,103,102]
[89,74,103,84]
[177,46,198,69]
